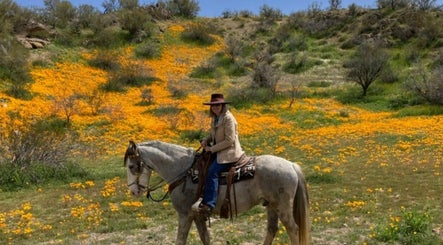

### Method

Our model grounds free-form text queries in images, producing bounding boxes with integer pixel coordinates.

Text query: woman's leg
[202,159,231,209]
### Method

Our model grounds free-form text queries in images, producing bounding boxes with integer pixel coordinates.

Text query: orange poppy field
[0,23,442,244]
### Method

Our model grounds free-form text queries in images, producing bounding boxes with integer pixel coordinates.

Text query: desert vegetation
[0,0,442,244]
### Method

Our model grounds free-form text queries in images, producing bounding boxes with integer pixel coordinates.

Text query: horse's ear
[130,140,139,155]
[124,140,137,167]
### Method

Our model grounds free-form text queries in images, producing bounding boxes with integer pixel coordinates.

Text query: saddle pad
[190,157,256,185]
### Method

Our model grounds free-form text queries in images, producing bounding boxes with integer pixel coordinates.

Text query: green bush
[181,21,216,46]
[228,87,276,109]
[190,63,217,79]
[0,161,88,191]
[135,40,162,59]
[88,50,121,70]
[0,36,33,99]
[88,27,127,48]
[259,4,283,21]
[164,0,200,18]
[372,207,439,244]
[118,8,157,42]
[101,62,157,92]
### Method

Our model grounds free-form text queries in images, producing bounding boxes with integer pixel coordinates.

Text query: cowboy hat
[203,93,230,105]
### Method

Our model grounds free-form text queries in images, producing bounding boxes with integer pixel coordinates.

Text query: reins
[146,178,168,202]
[143,145,203,202]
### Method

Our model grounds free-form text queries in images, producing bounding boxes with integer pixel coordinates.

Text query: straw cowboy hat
[203,93,231,105]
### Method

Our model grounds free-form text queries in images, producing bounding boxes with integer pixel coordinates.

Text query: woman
[192,93,244,215]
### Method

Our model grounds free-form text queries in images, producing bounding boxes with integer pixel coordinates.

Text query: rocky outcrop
[17,37,50,49]
[17,20,51,49]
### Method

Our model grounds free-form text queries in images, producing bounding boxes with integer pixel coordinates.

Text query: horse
[124,140,310,245]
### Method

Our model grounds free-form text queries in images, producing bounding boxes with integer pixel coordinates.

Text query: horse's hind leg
[278,209,299,245]
[194,215,210,245]
[263,208,279,245]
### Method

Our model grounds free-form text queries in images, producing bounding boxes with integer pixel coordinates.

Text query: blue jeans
[202,159,231,209]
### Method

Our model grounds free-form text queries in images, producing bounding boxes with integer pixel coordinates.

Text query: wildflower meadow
[1,22,442,244]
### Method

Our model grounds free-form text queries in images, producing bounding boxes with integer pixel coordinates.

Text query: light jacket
[205,110,244,164]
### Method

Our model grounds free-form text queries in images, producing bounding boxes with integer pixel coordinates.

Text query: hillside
[1,2,443,244]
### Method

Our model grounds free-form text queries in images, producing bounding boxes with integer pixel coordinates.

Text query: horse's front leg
[176,213,193,245]
[194,215,210,245]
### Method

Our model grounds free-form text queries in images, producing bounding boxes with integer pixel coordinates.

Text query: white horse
[124,140,310,245]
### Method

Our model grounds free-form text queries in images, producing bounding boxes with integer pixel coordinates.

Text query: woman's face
[211,104,223,116]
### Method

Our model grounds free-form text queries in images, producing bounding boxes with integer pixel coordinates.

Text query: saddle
[191,151,256,219]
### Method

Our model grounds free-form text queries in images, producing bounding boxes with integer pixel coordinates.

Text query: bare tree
[329,0,342,10]
[288,79,303,108]
[412,0,437,10]
[346,42,389,96]
[54,93,80,125]
[102,0,118,13]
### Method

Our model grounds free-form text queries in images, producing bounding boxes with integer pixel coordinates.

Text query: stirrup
[192,197,203,212]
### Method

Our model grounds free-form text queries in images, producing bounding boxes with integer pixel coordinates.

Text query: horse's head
[124,140,152,197]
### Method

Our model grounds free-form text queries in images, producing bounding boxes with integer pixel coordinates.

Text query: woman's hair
[209,104,228,117]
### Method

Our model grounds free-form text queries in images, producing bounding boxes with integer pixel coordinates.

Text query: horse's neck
[140,142,194,183]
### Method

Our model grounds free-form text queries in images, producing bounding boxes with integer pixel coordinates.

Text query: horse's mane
[137,140,195,162]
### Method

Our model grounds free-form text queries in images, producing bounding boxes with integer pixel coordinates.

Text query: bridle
[126,152,150,190]
[126,149,168,201]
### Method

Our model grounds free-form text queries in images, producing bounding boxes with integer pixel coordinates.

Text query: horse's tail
[293,165,310,245]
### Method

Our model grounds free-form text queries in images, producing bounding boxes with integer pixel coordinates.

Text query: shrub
[190,62,217,79]
[181,21,216,46]
[102,62,156,92]
[0,115,84,190]
[251,47,280,95]
[88,27,127,48]
[377,0,410,10]
[88,50,121,70]
[0,161,87,191]
[283,52,316,74]
[139,88,154,106]
[228,87,276,109]
[0,36,32,99]
[417,16,443,48]
[134,39,162,59]
[43,0,76,29]
[76,4,101,29]
[372,207,438,244]
[224,35,244,62]
[227,59,248,77]
[259,4,283,21]
[239,10,254,18]
[118,8,156,42]
[164,0,200,18]
[403,65,443,105]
